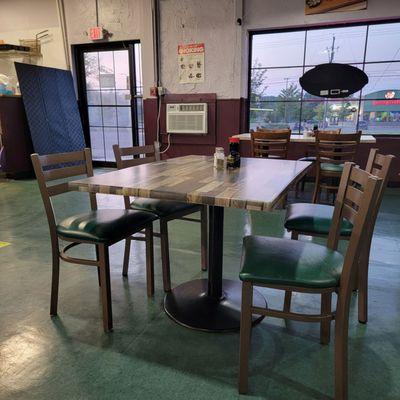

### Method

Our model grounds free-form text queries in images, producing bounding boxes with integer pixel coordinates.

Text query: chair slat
[342,202,358,224]
[38,150,86,167]
[120,144,155,156]
[346,185,363,206]
[121,156,156,168]
[43,164,87,181]
[350,166,369,187]
[47,182,70,196]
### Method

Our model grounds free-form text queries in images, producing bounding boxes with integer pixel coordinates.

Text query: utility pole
[322,35,339,128]
[284,77,289,123]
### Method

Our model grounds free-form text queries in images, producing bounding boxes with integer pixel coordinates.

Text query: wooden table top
[69,155,312,212]
[233,133,377,143]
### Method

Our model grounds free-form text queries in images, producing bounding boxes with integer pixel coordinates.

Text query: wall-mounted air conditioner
[166,103,208,134]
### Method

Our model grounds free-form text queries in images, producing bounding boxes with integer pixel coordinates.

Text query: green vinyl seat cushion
[130,198,200,218]
[240,235,343,288]
[320,162,344,173]
[57,209,157,243]
[284,203,353,236]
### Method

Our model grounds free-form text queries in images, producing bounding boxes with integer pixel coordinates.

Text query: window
[249,20,400,135]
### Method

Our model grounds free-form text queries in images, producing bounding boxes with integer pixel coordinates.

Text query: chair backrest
[113,142,160,170]
[31,148,97,238]
[327,163,382,294]
[250,129,291,159]
[315,129,341,135]
[315,131,361,165]
[113,142,160,209]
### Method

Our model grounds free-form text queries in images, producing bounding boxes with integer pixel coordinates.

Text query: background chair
[284,149,395,323]
[250,129,291,159]
[296,129,341,195]
[31,149,157,332]
[238,162,382,399]
[312,131,361,203]
[113,143,208,292]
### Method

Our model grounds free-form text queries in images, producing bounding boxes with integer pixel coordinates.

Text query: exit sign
[89,27,103,41]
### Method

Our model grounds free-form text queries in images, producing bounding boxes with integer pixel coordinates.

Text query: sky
[251,22,400,97]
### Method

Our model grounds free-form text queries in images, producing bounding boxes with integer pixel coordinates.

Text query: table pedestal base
[164,279,266,332]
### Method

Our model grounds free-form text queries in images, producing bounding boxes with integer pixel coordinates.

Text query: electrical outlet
[157,86,165,96]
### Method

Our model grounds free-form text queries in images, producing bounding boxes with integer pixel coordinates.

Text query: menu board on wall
[305,0,367,15]
[178,43,205,84]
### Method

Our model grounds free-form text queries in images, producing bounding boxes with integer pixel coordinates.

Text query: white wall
[159,0,242,99]
[241,0,400,96]
[0,0,67,80]
[63,0,156,98]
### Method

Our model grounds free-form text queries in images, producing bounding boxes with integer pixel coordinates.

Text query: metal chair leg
[95,245,101,286]
[145,225,155,297]
[320,292,332,345]
[50,248,60,316]
[283,291,292,313]
[122,237,132,277]
[200,206,208,271]
[238,281,253,394]
[160,219,171,292]
[98,244,113,332]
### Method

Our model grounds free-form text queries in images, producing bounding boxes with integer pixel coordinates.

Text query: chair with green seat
[113,143,208,292]
[31,149,158,332]
[238,162,382,399]
[312,130,361,203]
[284,149,394,323]
[295,129,341,195]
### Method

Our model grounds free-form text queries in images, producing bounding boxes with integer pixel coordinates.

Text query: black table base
[164,279,266,332]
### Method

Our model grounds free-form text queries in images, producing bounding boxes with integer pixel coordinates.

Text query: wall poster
[305,0,367,15]
[178,43,205,84]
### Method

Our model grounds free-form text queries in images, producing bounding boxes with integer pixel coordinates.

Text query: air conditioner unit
[166,103,208,134]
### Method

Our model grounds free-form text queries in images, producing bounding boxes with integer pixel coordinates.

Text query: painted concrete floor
[0,174,399,400]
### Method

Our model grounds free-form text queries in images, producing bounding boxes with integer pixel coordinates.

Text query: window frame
[247,17,400,136]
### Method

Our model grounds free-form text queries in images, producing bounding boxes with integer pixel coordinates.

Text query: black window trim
[247,16,400,136]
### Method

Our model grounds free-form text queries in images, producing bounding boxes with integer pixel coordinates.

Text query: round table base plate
[164,279,266,332]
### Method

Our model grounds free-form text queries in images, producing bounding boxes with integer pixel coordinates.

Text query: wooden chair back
[315,129,341,135]
[315,131,361,166]
[327,163,382,283]
[250,129,291,159]
[113,142,160,169]
[31,148,97,238]
[113,142,160,209]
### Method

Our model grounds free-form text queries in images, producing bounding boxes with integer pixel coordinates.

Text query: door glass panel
[90,127,105,161]
[117,108,131,127]
[102,107,117,126]
[104,127,118,162]
[82,44,144,161]
[101,90,116,105]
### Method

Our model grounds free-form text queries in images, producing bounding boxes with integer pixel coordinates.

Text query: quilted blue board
[15,63,85,155]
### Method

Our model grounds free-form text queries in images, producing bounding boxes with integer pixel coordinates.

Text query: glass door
[74,41,144,164]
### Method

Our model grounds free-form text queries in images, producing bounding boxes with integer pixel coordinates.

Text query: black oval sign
[299,63,369,98]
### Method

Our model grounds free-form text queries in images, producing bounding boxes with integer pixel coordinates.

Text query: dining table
[69,155,312,332]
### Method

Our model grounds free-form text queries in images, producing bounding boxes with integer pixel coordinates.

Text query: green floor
[1,174,399,400]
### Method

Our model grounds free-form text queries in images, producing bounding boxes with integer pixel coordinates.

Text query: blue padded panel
[15,63,85,155]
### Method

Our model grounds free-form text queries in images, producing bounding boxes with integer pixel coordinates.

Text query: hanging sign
[178,43,205,84]
[305,0,367,15]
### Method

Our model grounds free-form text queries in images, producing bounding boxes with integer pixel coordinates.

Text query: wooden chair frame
[312,131,361,203]
[113,142,208,292]
[287,149,395,323]
[295,129,341,196]
[238,162,382,399]
[31,148,154,332]
[250,129,291,159]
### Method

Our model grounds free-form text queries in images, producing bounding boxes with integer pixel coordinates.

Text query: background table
[233,133,377,143]
[70,155,312,332]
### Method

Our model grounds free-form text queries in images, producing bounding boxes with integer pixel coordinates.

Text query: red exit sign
[89,27,103,41]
